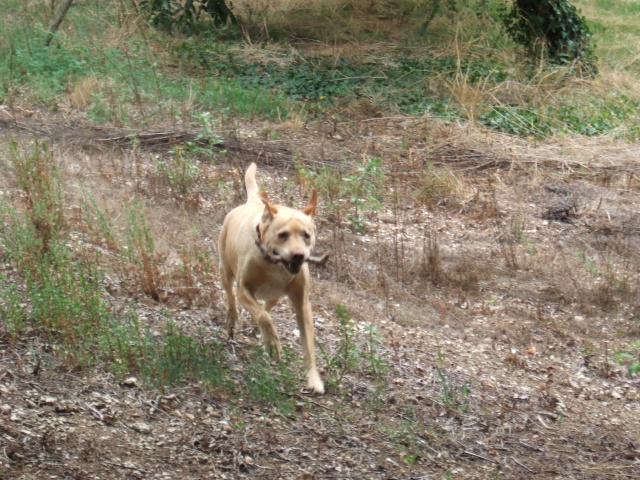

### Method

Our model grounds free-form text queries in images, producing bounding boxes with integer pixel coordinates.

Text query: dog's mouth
[283,258,304,274]
[275,250,305,274]
[255,240,329,271]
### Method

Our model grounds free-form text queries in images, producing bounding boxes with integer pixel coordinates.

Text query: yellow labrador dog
[218,163,325,394]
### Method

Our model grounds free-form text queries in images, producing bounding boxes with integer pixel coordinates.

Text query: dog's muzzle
[255,240,329,271]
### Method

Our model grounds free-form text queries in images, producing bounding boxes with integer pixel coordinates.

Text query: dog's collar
[255,223,279,264]
[256,223,263,244]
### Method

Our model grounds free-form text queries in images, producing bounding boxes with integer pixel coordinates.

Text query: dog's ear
[302,188,317,217]
[259,190,278,221]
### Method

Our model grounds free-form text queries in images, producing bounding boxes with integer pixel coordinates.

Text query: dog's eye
[278,232,289,240]
[303,231,311,240]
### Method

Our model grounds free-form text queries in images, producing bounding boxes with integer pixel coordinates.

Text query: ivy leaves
[500,0,597,75]
[139,0,236,34]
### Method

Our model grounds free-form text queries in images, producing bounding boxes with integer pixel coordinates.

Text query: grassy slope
[1,1,639,138]
[1,1,639,479]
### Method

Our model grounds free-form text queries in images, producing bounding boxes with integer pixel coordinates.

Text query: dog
[218,163,325,394]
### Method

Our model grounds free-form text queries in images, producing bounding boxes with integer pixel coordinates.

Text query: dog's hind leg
[265,299,278,313]
[219,264,239,338]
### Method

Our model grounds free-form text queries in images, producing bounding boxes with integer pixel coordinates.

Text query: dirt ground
[1,109,639,479]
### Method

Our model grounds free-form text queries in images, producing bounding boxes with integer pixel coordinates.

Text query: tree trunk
[45,0,75,47]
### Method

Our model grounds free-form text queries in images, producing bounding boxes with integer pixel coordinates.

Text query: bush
[501,0,597,75]
[139,0,235,33]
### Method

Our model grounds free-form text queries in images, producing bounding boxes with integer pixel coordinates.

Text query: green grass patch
[480,92,640,139]
[0,142,124,366]
[0,3,290,121]
[2,1,639,136]
[176,41,509,117]
[575,0,640,72]
[243,345,302,414]
[140,320,229,390]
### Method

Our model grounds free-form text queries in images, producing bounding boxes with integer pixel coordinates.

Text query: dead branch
[46,0,74,47]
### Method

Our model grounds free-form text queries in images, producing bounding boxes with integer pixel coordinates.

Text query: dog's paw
[255,312,281,361]
[265,343,282,362]
[226,321,235,339]
[306,371,325,395]
[260,327,281,362]
[226,309,238,338]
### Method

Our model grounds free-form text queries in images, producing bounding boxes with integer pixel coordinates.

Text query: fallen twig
[511,456,533,473]
[87,405,104,421]
[462,450,501,466]
[103,461,148,474]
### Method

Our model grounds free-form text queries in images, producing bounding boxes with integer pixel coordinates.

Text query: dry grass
[233,0,449,42]
[69,76,102,110]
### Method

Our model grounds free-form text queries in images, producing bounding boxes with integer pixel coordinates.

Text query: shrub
[139,0,236,33]
[501,0,597,75]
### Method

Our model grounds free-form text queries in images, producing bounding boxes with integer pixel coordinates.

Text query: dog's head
[258,189,317,275]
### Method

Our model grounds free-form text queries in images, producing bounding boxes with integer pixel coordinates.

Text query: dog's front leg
[236,284,282,361]
[289,285,325,395]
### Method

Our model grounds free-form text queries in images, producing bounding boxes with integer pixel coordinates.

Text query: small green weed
[577,250,600,276]
[153,112,224,196]
[192,111,225,153]
[321,304,360,387]
[321,304,390,403]
[615,343,640,377]
[80,196,119,251]
[298,158,385,232]
[297,162,344,218]
[98,309,147,377]
[362,324,389,377]
[244,345,300,414]
[0,275,28,337]
[155,147,201,196]
[141,320,228,390]
[381,404,431,464]
[435,366,470,412]
[343,157,385,233]
[361,323,390,412]
[123,202,161,301]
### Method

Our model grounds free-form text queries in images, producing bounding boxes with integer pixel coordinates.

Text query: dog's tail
[245,162,260,202]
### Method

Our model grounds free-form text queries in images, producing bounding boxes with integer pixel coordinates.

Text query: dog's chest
[253,269,294,301]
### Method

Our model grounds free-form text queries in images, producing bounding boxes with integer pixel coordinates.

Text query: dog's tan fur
[218,163,324,394]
